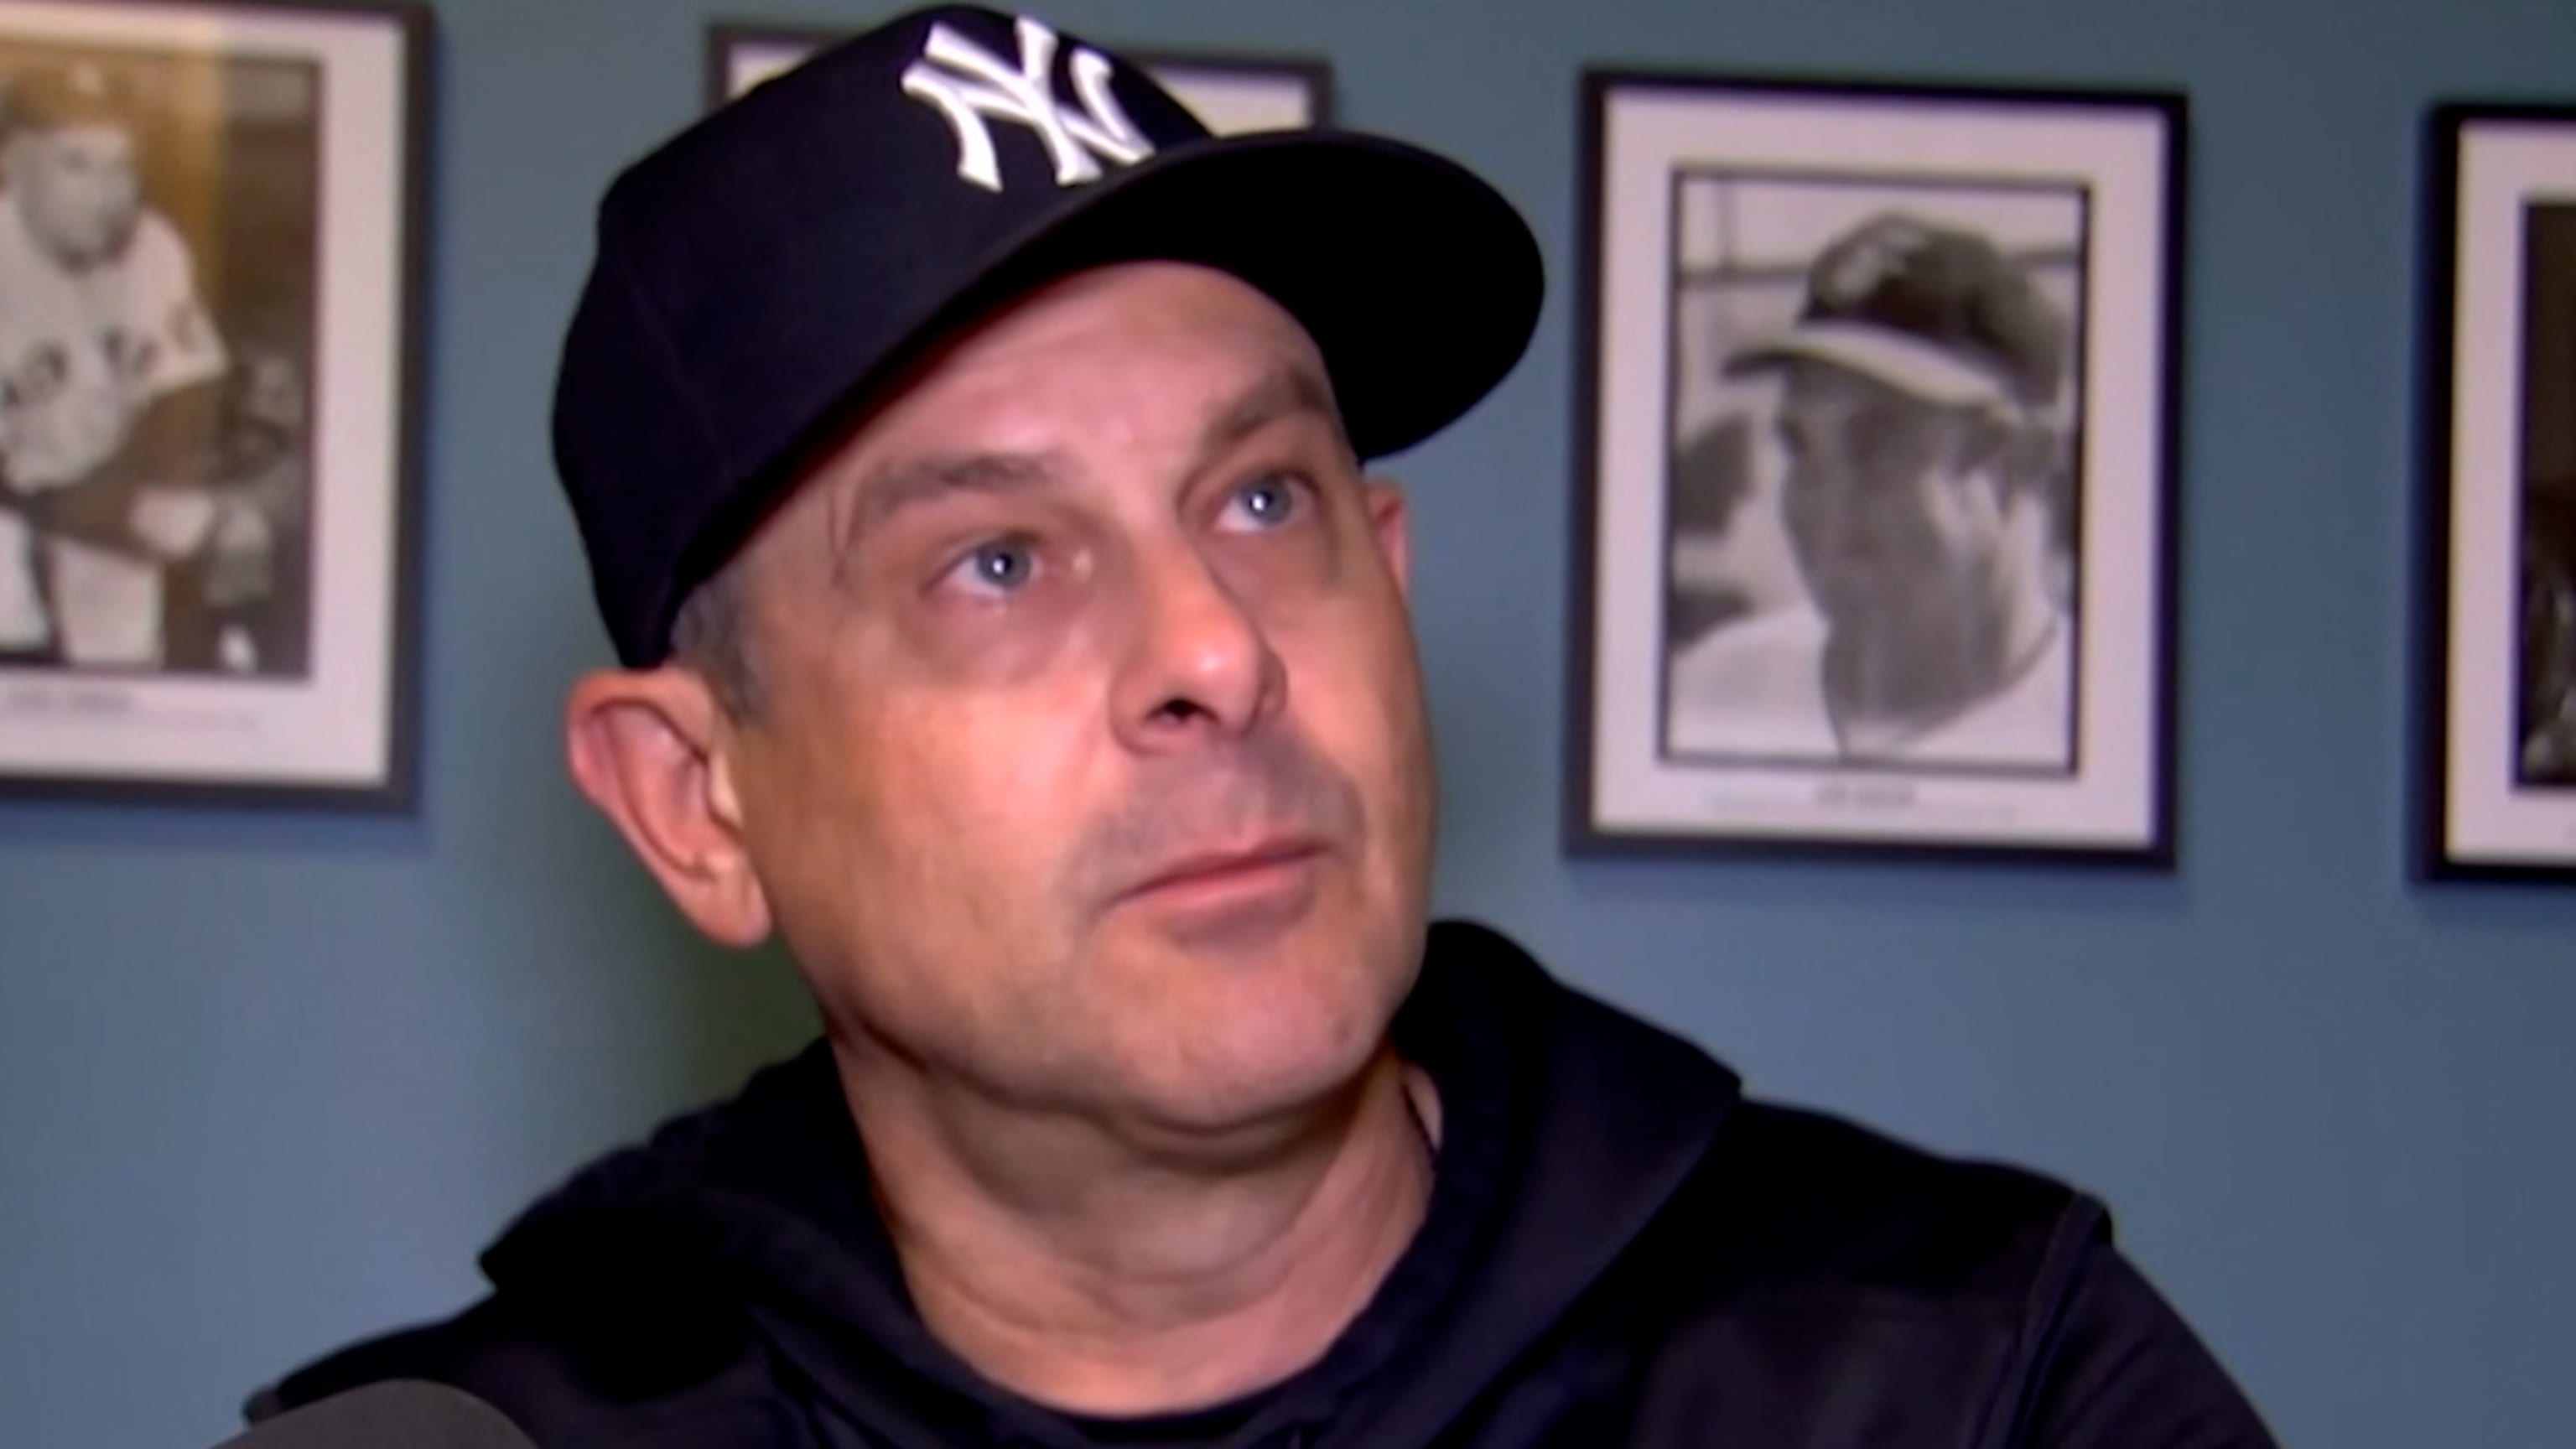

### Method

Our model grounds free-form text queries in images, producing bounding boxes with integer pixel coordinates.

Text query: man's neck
[834,1041,1437,1418]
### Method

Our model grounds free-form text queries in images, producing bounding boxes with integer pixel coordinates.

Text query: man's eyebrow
[827,363,1342,564]
[1190,363,1347,476]
[834,450,1067,559]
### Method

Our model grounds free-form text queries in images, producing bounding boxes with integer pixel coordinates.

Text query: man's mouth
[1113,838,1331,926]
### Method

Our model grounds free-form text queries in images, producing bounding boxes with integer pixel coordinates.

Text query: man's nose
[1108,541,1285,751]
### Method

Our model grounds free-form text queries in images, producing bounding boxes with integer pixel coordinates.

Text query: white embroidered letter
[901,17,1154,193]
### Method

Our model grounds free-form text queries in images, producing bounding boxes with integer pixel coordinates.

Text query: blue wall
[3,0,2570,1444]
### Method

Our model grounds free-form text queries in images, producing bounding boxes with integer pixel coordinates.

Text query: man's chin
[1813,582,1931,642]
[1120,1026,1393,1145]
[88,216,142,262]
[51,229,132,270]
[1098,939,1406,1124]
[1794,564,1868,618]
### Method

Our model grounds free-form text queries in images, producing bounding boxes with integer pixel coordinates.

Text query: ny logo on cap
[901,16,1154,194]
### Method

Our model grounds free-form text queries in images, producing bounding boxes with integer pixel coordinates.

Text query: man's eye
[943,537,1037,596]
[1220,474,1305,532]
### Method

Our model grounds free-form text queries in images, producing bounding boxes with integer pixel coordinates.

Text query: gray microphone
[210,1382,534,1448]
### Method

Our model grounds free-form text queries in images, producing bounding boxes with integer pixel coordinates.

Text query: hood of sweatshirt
[475,919,1742,1449]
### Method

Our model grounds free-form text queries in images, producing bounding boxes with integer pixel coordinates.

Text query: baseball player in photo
[1671,211,2078,769]
[0,59,239,670]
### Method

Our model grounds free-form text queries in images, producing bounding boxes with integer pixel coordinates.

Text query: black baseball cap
[1725,211,2065,413]
[552,3,1545,668]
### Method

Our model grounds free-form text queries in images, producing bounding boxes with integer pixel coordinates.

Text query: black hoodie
[251,921,2277,1448]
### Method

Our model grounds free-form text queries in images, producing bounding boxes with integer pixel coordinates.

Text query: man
[1669,213,2076,769]
[0,60,254,669]
[252,9,2274,1446]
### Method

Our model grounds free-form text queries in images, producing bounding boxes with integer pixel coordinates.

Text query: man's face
[1772,359,2008,636]
[11,122,142,265]
[719,262,1434,1133]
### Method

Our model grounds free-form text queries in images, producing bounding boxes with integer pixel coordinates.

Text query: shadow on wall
[677,935,823,1098]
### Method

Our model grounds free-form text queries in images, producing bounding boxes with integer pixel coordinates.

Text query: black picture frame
[1566,69,2186,865]
[0,0,433,812]
[704,20,1335,132]
[2414,100,2576,883]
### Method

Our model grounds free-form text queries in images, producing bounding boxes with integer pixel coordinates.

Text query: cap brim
[1724,321,2009,410]
[871,129,1545,464]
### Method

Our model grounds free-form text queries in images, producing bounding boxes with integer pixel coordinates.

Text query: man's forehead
[828,360,1344,525]
[1779,357,1929,416]
[29,121,135,155]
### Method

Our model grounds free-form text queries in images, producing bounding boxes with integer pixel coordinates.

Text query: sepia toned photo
[2420,104,2576,878]
[0,0,425,807]
[1570,74,2181,861]
[0,44,318,680]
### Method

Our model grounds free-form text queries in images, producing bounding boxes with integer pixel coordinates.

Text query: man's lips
[1118,838,1329,904]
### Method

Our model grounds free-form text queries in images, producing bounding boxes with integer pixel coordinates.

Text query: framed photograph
[0,0,428,808]
[1567,72,2184,863]
[2418,103,2576,880]
[706,22,1333,134]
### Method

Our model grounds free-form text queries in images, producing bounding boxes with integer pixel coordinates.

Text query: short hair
[667,553,764,719]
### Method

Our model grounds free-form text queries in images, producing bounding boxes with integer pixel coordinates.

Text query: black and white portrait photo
[1659,178,2085,777]
[2423,106,2576,876]
[0,0,423,808]
[1571,75,2179,860]
[0,44,318,680]
[2514,202,2575,791]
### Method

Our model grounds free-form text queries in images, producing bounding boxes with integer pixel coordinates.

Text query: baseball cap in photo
[1725,212,2065,414]
[552,3,1545,668]
[5,61,139,135]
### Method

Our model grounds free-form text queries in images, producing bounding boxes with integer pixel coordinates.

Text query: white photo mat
[2424,106,2576,878]
[1571,75,2181,860]
[0,0,423,805]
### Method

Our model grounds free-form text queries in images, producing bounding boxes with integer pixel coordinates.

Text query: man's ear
[564,667,774,948]
[1363,476,1412,600]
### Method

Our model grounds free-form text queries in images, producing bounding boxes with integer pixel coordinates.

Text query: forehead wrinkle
[827,449,1073,583]
[34,124,134,160]
[1190,359,1348,476]
[802,271,1340,589]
